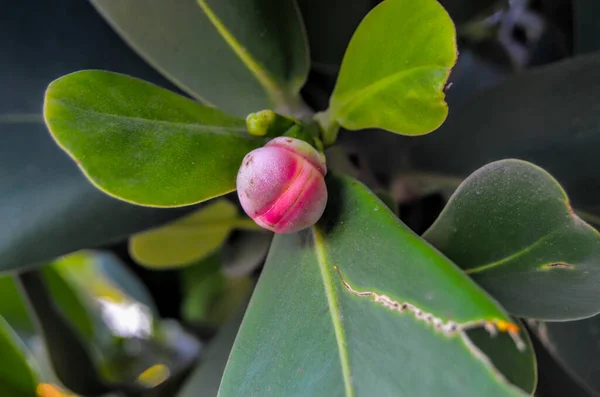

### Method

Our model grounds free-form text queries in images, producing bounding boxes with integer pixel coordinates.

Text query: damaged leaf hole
[540,263,574,270]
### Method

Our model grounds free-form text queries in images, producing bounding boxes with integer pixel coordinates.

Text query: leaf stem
[315,110,340,146]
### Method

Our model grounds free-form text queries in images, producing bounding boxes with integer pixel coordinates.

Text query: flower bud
[236,137,327,234]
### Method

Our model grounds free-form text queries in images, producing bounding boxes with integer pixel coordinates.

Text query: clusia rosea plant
[26,0,600,395]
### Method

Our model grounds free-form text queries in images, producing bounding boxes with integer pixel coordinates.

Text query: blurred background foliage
[1,0,599,396]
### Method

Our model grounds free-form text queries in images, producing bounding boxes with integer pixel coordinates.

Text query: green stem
[314,110,340,146]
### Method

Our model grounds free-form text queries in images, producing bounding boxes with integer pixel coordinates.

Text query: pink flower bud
[236,137,328,234]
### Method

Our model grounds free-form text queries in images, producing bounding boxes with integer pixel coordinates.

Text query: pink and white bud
[236,137,328,234]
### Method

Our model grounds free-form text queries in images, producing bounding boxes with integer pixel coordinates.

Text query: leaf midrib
[197,0,290,107]
[466,228,564,275]
[332,64,449,117]
[50,100,251,136]
[312,226,354,397]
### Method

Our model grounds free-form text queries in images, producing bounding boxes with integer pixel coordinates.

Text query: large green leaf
[44,70,268,207]
[323,0,457,139]
[531,315,600,395]
[92,0,309,116]
[0,317,38,397]
[219,175,534,396]
[574,0,600,55]
[404,53,600,221]
[423,160,600,321]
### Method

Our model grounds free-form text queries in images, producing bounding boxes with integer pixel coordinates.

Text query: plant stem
[314,110,340,146]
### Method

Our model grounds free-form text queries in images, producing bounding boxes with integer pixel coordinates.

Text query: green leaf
[130,199,239,268]
[531,316,600,395]
[91,0,309,116]
[0,316,38,397]
[0,120,194,272]
[405,53,600,221]
[44,70,267,207]
[468,320,537,395]
[324,0,457,138]
[423,159,600,321]
[219,175,534,396]
[574,0,600,55]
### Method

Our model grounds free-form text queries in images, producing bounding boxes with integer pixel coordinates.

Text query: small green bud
[246,109,299,138]
[246,110,277,137]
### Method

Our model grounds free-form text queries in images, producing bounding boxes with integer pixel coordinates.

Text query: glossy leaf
[0,316,38,397]
[406,53,600,220]
[92,0,309,116]
[423,160,600,321]
[325,0,457,137]
[531,316,600,395]
[44,70,268,207]
[219,175,534,396]
[130,200,238,268]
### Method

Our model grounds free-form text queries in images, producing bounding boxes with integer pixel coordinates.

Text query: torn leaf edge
[333,265,532,396]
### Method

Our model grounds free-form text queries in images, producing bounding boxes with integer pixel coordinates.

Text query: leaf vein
[53,102,252,136]
[465,228,565,275]
[313,227,354,397]
[333,65,449,118]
